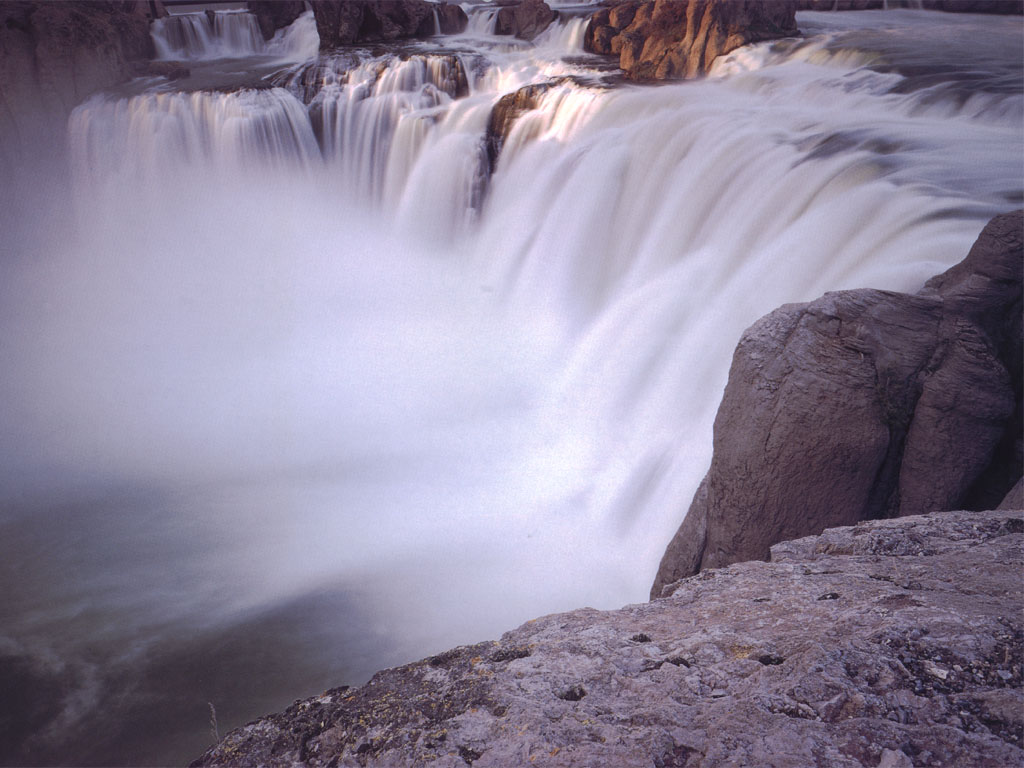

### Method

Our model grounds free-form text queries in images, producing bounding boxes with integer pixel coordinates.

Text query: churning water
[1,5,1020,765]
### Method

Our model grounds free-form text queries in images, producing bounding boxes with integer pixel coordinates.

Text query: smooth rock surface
[494,0,558,41]
[192,510,1024,767]
[584,0,798,80]
[651,212,1023,597]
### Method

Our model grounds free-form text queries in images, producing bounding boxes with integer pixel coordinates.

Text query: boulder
[584,0,798,80]
[434,2,470,34]
[247,0,307,40]
[192,510,1024,768]
[494,0,558,41]
[311,0,436,47]
[651,211,1023,598]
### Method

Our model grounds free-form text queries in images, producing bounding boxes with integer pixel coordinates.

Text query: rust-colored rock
[584,0,798,80]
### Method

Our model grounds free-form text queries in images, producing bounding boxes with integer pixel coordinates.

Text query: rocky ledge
[584,0,799,81]
[652,211,1023,596]
[192,510,1023,767]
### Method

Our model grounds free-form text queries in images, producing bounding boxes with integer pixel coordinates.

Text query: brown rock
[651,211,1023,598]
[494,0,558,41]
[484,80,566,172]
[584,0,798,80]
[433,2,469,34]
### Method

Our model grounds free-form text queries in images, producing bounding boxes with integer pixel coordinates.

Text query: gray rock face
[651,212,1023,598]
[191,510,1024,767]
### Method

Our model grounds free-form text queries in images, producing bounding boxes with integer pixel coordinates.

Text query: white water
[152,8,319,62]
[1,8,1021,766]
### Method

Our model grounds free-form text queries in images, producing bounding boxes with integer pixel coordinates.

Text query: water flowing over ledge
[0,5,1021,765]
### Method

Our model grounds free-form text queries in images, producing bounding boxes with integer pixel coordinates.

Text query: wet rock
[584,0,798,80]
[433,3,470,35]
[247,0,307,40]
[484,80,565,172]
[651,211,1022,596]
[0,1,155,156]
[312,0,438,48]
[192,510,1024,767]
[494,0,558,41]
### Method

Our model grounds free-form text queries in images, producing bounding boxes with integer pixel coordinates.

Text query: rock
[131,60,190,80]
[494,0,558,41]
[651,212,1023,598]
[307,0,467,48]
[247,0,307,40]
[191,510,1024,767]
[584,0,798,80]
[0,1,155,166]
[311,0,436,48]
[999,478,1024,510]
[434,3,470,35]
[484,80,566,172]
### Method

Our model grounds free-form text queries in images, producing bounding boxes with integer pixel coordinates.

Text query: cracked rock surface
[192,510,1023,768]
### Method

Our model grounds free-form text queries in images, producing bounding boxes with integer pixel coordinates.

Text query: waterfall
[2,7,1021,766]
[151,9,318,62]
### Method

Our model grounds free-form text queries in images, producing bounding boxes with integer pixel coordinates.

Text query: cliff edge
[192,509,1023,767]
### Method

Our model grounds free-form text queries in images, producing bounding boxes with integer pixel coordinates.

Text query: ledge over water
[193,509,1024,767]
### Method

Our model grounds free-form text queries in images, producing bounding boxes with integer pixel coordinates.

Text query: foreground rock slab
[192,510,1023,767]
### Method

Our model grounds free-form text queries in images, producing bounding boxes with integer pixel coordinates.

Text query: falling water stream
[0,5,1020,765]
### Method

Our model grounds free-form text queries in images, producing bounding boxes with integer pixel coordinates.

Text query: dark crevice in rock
[556,685,587,702]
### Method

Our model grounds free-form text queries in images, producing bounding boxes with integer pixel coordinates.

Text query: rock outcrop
[247,0,307,40]
[651,211,1023,598]
[433,3,471,35]
[0,0,157,157]
[192,510,1024,767]
[311,0,467,48]
[484,80,566,172]
[584,0,798,80]
[494,0,558,41]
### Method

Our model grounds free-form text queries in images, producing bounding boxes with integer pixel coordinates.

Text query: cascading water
[151,8,319,62]
[1,7,1020,767]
